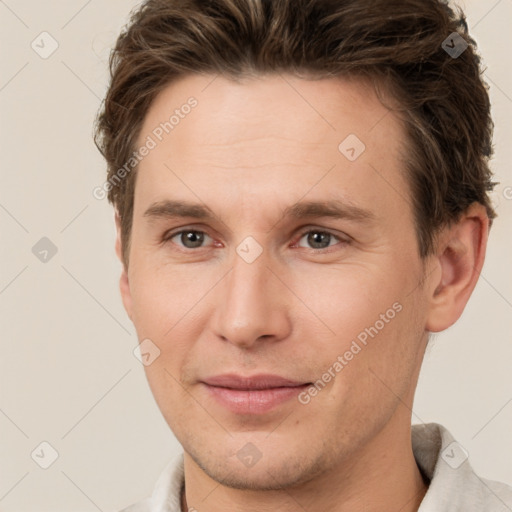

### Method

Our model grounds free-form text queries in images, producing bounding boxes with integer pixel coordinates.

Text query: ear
[115,211,133,321]
[425,202,490,333]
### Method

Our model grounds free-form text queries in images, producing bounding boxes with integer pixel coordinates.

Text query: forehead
[133,73,410,223]
[139,72,402,147]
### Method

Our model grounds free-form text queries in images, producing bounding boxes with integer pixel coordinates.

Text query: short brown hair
[94,0,497,268]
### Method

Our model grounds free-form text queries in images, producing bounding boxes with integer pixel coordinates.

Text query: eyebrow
[143,199,376,225]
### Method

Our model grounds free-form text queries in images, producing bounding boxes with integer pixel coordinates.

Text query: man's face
[120,74,431,489]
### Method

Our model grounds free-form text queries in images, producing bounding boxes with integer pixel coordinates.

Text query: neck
[181,414,428,512]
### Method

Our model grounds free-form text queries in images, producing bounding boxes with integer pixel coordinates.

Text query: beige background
[0,0,511,510]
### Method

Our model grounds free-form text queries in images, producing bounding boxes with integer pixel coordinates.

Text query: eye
[295,229,348,251]
[165,229,213,249]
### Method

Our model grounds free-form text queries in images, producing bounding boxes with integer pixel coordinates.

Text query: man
[94,0,512,510]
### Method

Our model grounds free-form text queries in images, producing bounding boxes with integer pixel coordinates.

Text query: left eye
[296,230,343,250]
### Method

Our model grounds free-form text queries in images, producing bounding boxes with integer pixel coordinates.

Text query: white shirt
[120,423,512,511]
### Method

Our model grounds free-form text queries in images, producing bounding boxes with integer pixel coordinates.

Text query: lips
[202,374,308,390]
[200,374,311,414]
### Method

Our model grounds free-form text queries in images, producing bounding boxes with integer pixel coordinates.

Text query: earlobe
[114,211,134,321]
[425,203,489,333]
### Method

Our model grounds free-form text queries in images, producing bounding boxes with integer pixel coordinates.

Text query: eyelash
[162,227,350,253]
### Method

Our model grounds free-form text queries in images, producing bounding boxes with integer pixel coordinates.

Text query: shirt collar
[413,423,512,511]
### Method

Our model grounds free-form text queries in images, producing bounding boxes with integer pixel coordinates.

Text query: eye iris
[308,231,330,249]
[182,231,204,248]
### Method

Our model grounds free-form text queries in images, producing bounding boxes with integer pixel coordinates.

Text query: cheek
[311,301,421,430]
[131,269,195,406]
[291,265,418,392]
[291,264,400,339]
[129,258,201,337]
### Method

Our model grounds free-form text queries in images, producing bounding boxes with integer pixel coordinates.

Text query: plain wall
[1,0,511,510]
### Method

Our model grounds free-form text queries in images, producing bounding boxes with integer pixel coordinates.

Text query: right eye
[164,229,214,250]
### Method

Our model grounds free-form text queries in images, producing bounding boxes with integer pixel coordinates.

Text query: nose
[210,248,292,350]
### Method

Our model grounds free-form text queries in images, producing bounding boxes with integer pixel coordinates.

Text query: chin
[186,441,329,491]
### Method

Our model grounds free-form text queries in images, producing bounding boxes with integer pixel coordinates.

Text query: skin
[115,73,489,512]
